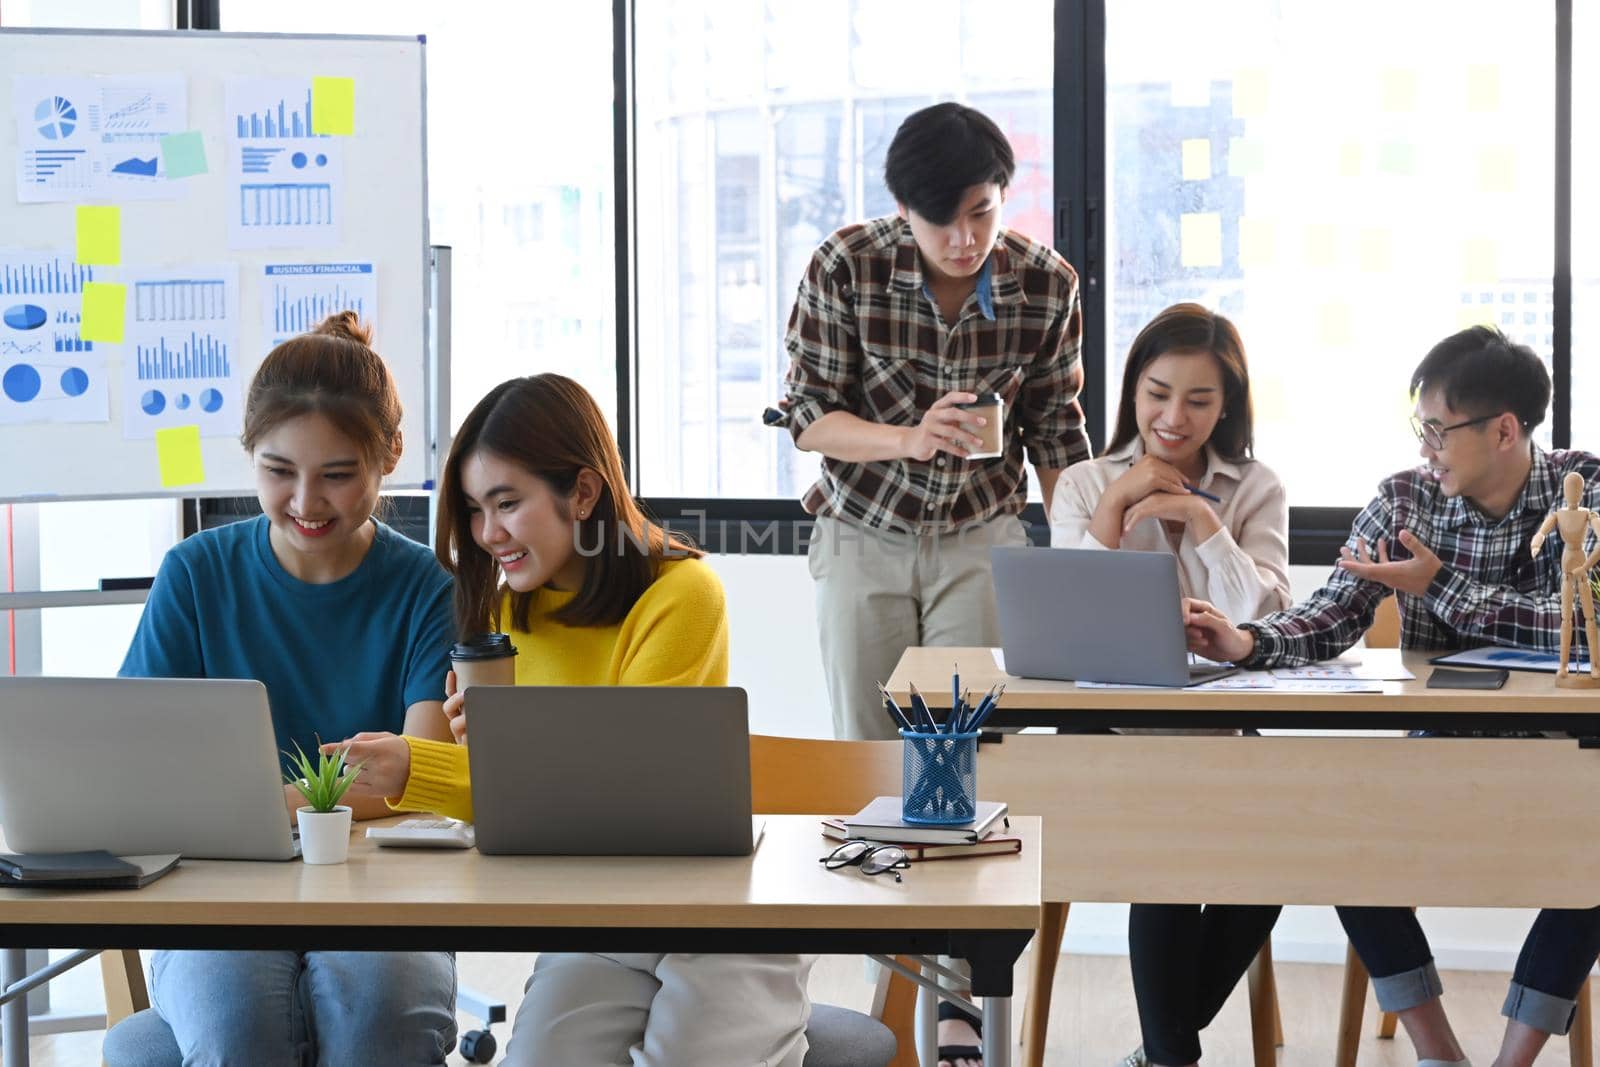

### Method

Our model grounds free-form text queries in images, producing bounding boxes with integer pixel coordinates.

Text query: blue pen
[877,683,913,732]
[952,666,961,731]
[1184,482,1223,504]
[907,683,938,733]
[967,684,1006,732]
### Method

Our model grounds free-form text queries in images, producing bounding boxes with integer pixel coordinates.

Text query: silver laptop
[0,677,299,860]
[991,546,1239,687]
[466,686,755,856]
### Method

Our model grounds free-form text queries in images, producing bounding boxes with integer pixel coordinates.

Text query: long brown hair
[436,374,701,635]
[1105,303,1255,460]
[240,311,403,476]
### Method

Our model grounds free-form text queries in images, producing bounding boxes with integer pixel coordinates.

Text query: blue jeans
[1338,906,1600,1035]
[149,949,457,1066]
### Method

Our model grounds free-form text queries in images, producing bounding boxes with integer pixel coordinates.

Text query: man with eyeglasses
[1183,325,1600,1067]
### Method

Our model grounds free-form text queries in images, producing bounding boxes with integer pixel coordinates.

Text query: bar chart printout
[121,264,241,440]
[263,263,377,344]
[225,79,342,248]
[0,251,109,424]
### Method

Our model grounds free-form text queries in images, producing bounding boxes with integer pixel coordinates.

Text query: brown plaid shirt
[780,216,1090,533]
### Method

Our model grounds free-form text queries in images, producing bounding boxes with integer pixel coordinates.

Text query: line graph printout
[0,249,109,425]
[120,263,241,439]
[13,75,186,202]
[262,263,375,345]
[225,79,343,249]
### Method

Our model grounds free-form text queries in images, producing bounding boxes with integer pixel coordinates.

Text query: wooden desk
[891,646,1600,1067]
[0,815,1041,1067]
[889,646,1600,733]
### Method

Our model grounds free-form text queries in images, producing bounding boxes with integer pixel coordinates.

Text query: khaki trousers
[809,513,1028,741]
[504,952,814,1067]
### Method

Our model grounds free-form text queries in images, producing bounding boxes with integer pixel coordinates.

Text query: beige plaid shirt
[780,215,1089,533]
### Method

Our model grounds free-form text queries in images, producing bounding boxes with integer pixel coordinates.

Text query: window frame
[616,0,1577,562]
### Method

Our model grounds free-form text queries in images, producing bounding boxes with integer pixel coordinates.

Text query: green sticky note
[80,281,127,343]
[312,76,355,135]
[1378,141,1415,176]
[156,425,206,488]
[160,131,208,179]
[76,205,120,265]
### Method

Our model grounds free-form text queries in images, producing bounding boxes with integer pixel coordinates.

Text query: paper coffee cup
[449,633,518,690]
[957,392,1004,459]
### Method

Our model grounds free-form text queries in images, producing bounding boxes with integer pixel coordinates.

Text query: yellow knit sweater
[394,558,729,822]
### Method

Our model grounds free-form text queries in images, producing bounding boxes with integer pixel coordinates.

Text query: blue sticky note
[160,131,208,179]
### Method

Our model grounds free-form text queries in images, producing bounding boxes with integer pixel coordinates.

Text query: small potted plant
[285,741,364,865]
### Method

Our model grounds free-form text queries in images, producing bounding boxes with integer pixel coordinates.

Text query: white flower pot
[297,806,353,864]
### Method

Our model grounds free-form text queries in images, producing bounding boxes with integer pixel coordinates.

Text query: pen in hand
[1184,482,1223,504]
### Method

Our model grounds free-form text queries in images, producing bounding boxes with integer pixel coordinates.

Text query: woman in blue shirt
[119,312,457,1066]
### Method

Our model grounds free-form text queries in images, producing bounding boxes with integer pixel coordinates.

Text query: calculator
[365,818,476,848]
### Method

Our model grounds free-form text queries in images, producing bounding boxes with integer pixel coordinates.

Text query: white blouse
[1048,438,1291,623]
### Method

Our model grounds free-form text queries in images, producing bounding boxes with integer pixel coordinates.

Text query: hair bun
[313,310,373,347]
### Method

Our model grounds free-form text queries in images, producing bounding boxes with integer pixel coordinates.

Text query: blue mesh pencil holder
[900,729,979,825]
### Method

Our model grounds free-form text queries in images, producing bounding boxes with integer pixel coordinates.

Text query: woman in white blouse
[1050,303,1290,1067]
[1050,302,1290,622]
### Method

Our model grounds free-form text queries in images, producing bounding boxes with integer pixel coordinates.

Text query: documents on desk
[991,645,1409,689]
[1075,673,1384,693]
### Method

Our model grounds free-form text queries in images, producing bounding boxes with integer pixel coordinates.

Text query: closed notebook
[0,851,179,889]
[820,818,1021,861]
[842,796,1009,845]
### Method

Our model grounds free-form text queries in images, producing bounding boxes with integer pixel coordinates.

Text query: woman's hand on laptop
[1182,597,1255,664]
[322,733,411,799]
[443,670,467,744]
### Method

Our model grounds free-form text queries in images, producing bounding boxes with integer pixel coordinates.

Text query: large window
[222,0,617,430]
[1103,2,1554,505]
[632,0,1055,498]
[1575,3,1597,447]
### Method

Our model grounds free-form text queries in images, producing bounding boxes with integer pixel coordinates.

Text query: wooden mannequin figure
[1531,470,1600,686]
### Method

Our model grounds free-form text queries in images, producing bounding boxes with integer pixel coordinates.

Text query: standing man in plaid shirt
[1185,325,1600,1067]
[778,102,1090,743]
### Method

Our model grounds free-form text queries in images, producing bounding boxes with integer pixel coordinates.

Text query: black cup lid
[450,633,518,660]
[956,392,1004,408]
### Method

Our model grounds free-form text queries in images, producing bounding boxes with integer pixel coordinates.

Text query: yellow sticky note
[1338,141,1363,178]
[1305,224,1338,268]
[1317,302,1355,347]
[1232,68,1270,118]
[1479,148,1516,193]
[1381,68,1417,112]
[1358,228,1392,273]
[75,205,120,265]
[1180,213,1223,268]
[1227,137,1265,177]
[80,281,126,343]
[1467,64,1501,112]
[1238,217,1276,268]
[1181,138,1211,181]
[156,425,205,488]
[311,76,355,136]
[1457,304,1495,330]
[1463,238,1498,283]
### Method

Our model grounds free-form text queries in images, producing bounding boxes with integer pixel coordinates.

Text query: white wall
[708,552,1544,971]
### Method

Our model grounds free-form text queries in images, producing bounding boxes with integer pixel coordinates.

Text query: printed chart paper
[226,79,343,249]
[119,263,242,439]
[0,250,109,425]
[262,262,375,344]
[14,75,187,203]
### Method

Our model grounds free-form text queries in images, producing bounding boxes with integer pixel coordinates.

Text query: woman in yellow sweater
[336,374,813,1067]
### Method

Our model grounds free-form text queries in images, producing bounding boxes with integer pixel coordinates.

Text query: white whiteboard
[0,28,429,502]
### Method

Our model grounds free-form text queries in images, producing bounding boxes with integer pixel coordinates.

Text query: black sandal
[937,999,983,1064]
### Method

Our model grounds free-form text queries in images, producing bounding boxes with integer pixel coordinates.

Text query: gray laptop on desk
[466,686,755,856]
[991,546,1239,687]
[0,677,299,860]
